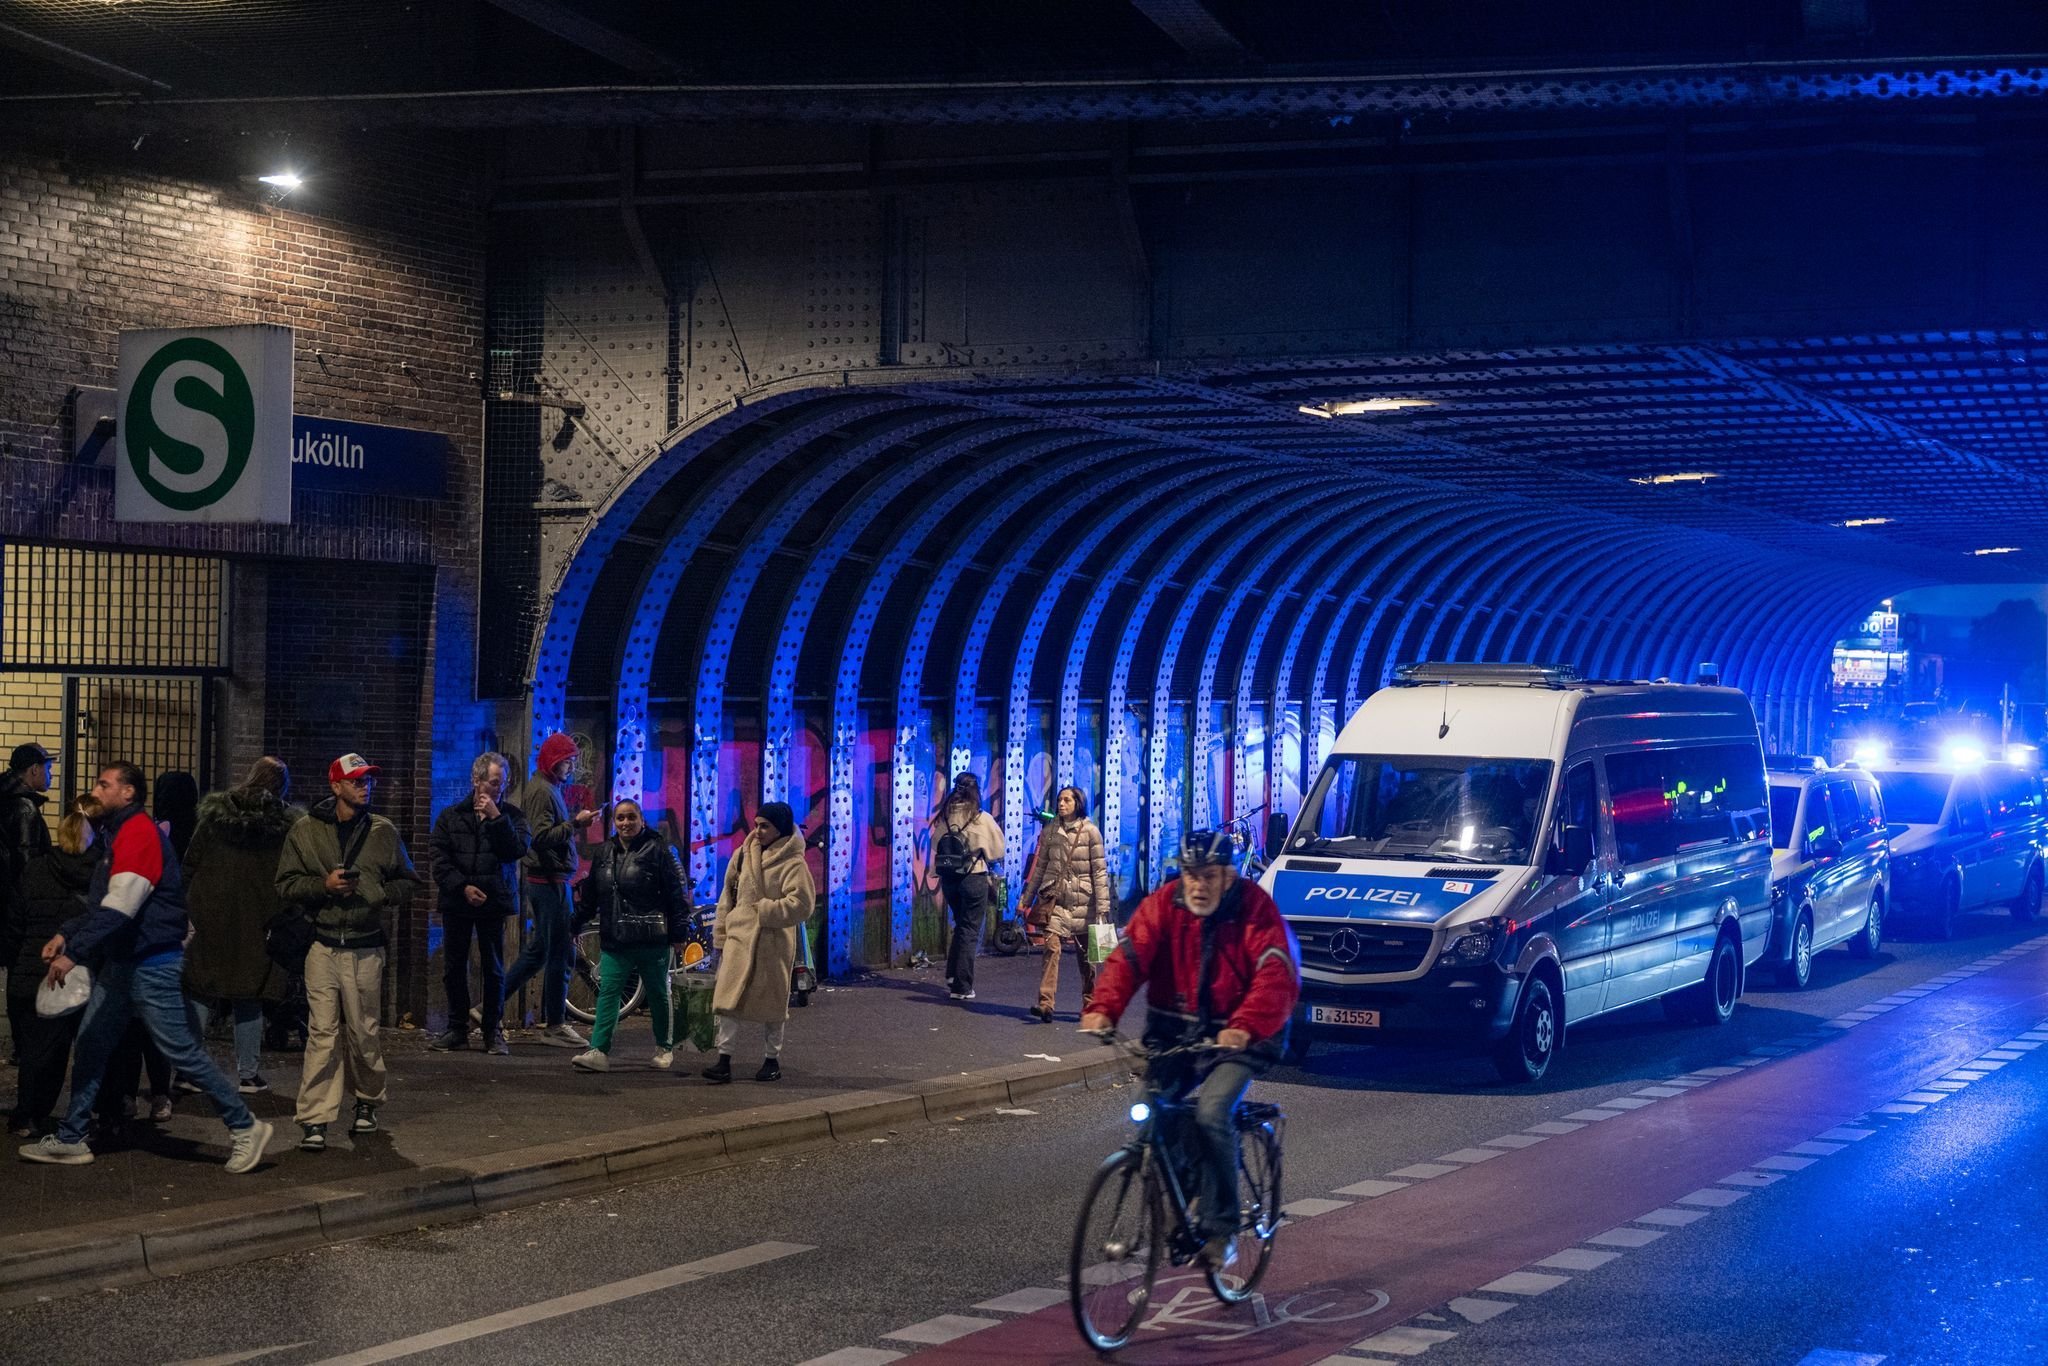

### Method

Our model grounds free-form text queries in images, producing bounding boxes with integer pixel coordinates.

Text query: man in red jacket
[1081,829,1300,1268]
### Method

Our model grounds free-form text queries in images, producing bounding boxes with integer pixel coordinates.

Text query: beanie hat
[759,802,796,840]
[536,732,578,776]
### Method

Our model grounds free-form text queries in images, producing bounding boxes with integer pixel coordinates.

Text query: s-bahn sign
[115,325,293,523]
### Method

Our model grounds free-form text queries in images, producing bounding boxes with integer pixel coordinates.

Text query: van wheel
[1849,893,1883,960]
[1934,878,1962,940]
[2012,866,2042,922]
[1492,975,1559,1085]
[1776,913,1814,989]
[1669,932,1741,1025]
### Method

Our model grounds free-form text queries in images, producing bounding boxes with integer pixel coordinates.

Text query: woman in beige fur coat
[704,802,815,1083]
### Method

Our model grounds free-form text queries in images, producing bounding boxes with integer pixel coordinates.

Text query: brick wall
[0,131,491,1019]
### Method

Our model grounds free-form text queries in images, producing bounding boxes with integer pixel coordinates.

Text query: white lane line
[1732,1054,1774,1064]
[1526,1120,1587,1135]
[1756,1154,1817,1172]
[1693,1065,1744,1076]
[1435,1147,1507,1164]
[1479,1271,1572,1295]
[1308,1355,1403,1365]
[1982,1049,2025,1060]
[1676,1187,1750,1207]
[1586,1226,1666,1248]
[1598,1097,1657,1110]
[1818,1127,1875,1141]
[1788,1141,1846,1156]
[1875,1102,1927,1114]
[1968,1058,2011,1070]
[1482,1133,1549,1149]
[1898,1091,1949,1104]
[972,1287,1066,1313]
[1387,1162,1461,1179]
[1945,1069,1991,1081]
[1925,1081,1970,1091]
[1562,1108,1623,1122]
[164,1347,315,1366]
[1796,1350,1887,1365]
[1535,1248,1621,1270]
[1632,1086,1686,1098]
[797,1351,907,1366]
[881,1315,1003,1345]
[1658,1077,1713,1088]
[1632,1207,1709,1227]
[1334,1177,1411,1198]
[1719,1171,1784,1187]
[1446,1296,1518,1324]
[1284,1197,1354,1218]
[307,1242,813,1366]
[1350,1326,1459,1356]
[2006,1040,2043,1051]
[2018,1032,2048,1042]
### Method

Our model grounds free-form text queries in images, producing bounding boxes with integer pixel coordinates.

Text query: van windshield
[1296,755,1553,864]
[1870,770,1950,825]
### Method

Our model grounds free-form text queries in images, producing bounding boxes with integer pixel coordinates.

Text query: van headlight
[1439,921,1504,967]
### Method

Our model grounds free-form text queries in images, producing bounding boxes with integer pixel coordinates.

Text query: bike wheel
[563,928,645,1024]
[1206,1112,1282,1303]
[1070,1147,1162,1352]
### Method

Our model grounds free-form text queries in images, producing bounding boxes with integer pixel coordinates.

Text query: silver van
[1263,663,1774,1083]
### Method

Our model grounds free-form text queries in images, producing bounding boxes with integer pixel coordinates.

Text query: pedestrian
[571,799,691,1073]
[5,795,99,1138]
[704,803,814,1083]
[275,753,420,1153]
[181,757,297,1096]
[153,770,200,864]
[929,773,1004,1001]
[501,733,597,1048]
[428,752,530,1055]
[0,741,54,1065]
[1021,785,1112,1023]
[17,763,273,1172]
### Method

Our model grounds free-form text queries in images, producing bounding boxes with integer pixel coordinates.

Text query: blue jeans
[501,882,574,1028]
[1148,1055,1259,1241]
[60,955,253,1144]
[191,997,264,1081]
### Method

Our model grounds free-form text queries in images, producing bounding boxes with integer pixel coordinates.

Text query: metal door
[63,674,214,800]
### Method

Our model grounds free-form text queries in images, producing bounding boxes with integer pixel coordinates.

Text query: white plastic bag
[36,963,92,1018]
[1086,921,1119,965]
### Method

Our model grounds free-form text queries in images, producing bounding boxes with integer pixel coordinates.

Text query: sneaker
[299,1124,326,1152]
[224,1119,273,1175]
[149,1096,174,1123]
[650,1049,674,1070]
[538,1023,587,1049]
[571,1049,610,1073]
[701,1054,733,1084]
[428,1029,469,1052]
[1200,1234,1238,1272]
[173,1077,204,1096]
[17,1134,92,1165]
[485,1033,510,1056]
[754,1058,781,1082]
[238,1074,271,1095]
[955,990,977,1001]
[351,1102,379,1134]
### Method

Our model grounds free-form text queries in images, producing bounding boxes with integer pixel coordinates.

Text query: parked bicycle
[1069,1031,1285,1352]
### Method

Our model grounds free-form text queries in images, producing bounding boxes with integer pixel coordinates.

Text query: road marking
[1719,1170,1785,1187]
[1632,1085,1687,1097]
[1690,1065,1743,1076]
[1525,1120,1586,1134]
[1898,1091,1949,1103]
[1285,1197,1355,1218]
[163,1347,314,1366]
[796,1351,906,1366]
[1562,1108,1622,1122]
[1632,1207,1708,1226]
[1387,1162,1461,1179]
[1535,1248,1621,1270]
[1479,1271,1571,1295]
[1817,1127,1875,1141]
[1787,1141,1846,1155]
[1875,1102,1926,1114]
[1446,1296,1517,1324]
[1434,1147,1506,1164]
[306,1242,812,1365]
[1657,1077,1713,1088]
[1586,1226,1665,1248]
[1351,1325,1459,1355]
[1756,1154,1817,1172]
[1676,1187,1750,1207]
[881,1314,1003,1345]
[1334,1178,1411,1198]
[972,1287,1066,1313]
[1982,1049,2024,1060]
[1597,1096,1657,1110]
[1796,1351,1886,1365]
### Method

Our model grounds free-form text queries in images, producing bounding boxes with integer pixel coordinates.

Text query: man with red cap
[502,732,597,1047]
[275,753,420,1152]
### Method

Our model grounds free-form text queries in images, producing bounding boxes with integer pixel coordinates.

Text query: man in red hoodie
[1082,829,1300,1269]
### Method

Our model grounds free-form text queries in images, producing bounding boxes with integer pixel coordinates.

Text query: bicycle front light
[1129,1102,1151,1123]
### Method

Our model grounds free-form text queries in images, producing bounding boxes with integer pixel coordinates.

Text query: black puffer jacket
[0,772,51,967]
[578,830,692,950]
[429,797,531,918]
[9,844,96,986]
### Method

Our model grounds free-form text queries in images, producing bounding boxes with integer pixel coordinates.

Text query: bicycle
[1069,1032,1285,1353]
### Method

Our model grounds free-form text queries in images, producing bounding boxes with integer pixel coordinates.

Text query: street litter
[996,1108,1037,1116]
[1024,1052,1061,1062]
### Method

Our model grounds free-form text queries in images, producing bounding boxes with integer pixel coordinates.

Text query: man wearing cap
[275,753,421,1152]
[501,733,597,1048]
[0,742,53,1061]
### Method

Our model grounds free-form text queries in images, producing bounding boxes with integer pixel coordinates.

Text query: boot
[701,1054,733,1084]
[754,1057,781,1082]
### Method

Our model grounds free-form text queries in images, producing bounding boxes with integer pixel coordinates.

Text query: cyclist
[1080,829,1301,1270]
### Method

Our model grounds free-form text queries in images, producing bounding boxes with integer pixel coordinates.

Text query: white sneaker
[571,1049,609,1072]
[651,1049,675,1070]
[225,1119,274,1175]
[18,1134,93,1165]
[539,1023,588,1049]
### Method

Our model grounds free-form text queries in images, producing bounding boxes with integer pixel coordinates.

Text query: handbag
[36,963,91,1018]
[1086,919,1119,965]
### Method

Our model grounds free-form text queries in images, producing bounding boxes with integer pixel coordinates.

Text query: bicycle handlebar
[1083,1028,1227,1061]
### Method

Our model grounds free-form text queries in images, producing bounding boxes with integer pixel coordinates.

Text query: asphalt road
[5,910,2043,1366]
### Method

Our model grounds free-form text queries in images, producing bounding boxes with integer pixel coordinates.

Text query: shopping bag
[673,975,719,1053]
[1086,920,1119,965]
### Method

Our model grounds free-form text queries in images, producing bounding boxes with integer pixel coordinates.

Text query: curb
[0,1042,1131,1308]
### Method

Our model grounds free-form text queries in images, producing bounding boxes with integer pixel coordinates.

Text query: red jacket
[1091,876,1300,1043]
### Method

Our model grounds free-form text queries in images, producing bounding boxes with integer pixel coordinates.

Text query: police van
[1262,663,1773,1083]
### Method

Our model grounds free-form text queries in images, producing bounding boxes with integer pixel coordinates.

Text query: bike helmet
[1179,828,1243,871]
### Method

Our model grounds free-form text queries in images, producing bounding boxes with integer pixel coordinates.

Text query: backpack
[933,817,976,877]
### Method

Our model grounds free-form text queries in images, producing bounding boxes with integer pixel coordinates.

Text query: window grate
[2,544,224,672]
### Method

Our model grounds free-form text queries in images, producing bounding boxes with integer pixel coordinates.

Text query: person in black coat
[428,752,531,1054]
[7,796,100,1137]
[0,742,53,1066]
[568,799,692,1074]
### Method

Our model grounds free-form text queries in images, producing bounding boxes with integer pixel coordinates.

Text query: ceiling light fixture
[1972,546,2021,556]
[1628,471,1719,487]
[1297,398,1437,418]
[1837,517,1894,528]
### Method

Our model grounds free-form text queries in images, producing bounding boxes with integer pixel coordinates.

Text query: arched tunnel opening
[531,376,1900,974]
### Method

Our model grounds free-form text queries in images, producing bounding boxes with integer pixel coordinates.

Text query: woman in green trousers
[571,800,694,1072]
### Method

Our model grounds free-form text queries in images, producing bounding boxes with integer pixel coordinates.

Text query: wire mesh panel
[2,545,223,672]
[64,675,213,797]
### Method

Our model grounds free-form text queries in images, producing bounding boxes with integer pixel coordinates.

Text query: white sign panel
[115,325,292,523]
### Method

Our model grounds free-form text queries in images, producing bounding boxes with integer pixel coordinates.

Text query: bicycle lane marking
[888,941,2048,1365]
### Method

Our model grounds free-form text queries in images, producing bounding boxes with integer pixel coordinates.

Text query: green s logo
[124,336,255,511]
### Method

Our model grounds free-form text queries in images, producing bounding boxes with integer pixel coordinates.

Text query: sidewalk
[0,952,1127,1303]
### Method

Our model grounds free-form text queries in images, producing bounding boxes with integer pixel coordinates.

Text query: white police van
[1263,663,1773,1083]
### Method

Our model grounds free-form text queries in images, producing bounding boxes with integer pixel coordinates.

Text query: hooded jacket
[0,770,51,965]
[712,831,815,1024]
[581,828,693,950]
[182,786,299,1000]
[1089,876,1300,1052]
[61,801,189,966]
[276,797,421,949]
[519,739,581,884]
[430,795,531,917]
[8,843,96,985]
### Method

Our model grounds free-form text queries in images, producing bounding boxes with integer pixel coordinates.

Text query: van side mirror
[1809,835,1842,861]
[1549,823,1594,877]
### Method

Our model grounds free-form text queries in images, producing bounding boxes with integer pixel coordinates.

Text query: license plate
[1308,1005,1381,1028]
